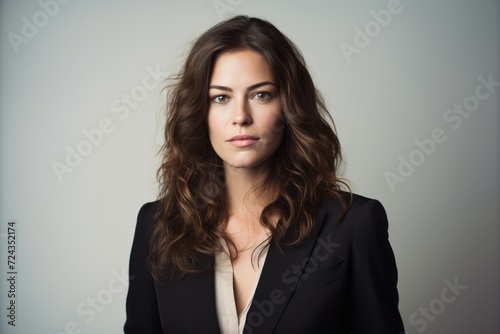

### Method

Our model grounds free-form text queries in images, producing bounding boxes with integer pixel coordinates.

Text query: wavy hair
[148,15,351,281]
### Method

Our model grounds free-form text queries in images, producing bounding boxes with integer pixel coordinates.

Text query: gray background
[1,0,498,333]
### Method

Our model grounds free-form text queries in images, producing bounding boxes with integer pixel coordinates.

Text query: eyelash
[253,91,272,101]
[211,95,229,104]
[210,91,273,104]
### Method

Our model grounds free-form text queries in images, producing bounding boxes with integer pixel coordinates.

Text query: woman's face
[207,49,284,173]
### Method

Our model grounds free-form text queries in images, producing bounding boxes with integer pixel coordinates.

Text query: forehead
[210,49,275,84]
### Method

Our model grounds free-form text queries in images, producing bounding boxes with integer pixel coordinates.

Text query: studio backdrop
[1,0,499,333]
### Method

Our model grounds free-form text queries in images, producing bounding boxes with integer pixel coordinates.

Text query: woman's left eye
[253,91,272,101]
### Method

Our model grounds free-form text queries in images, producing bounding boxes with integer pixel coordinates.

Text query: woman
[124,15,405,333]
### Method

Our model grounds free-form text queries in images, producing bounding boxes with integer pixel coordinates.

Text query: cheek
[207,112,219,136]
[267,110,285,140]
[271,114,285,133]
[260,116,284,149]
[206,115,219,149]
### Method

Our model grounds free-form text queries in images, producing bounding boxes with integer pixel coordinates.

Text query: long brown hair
[148,15,351,281]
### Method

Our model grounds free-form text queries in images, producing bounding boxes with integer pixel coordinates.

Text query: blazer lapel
[178,253,221,334]
[243,203,331,333]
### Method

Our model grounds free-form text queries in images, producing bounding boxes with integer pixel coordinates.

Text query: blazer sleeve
[124,202,163,334]
[348,199,405,333]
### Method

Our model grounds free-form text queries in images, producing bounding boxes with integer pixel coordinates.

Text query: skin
[207,49,284,175]
[207,49,285,315]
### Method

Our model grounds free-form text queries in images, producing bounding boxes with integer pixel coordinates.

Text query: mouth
[228,135,259,142]
[227,135,259,147]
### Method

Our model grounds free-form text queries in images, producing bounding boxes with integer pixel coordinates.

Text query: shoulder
[137,200,160,220]
[346,193,388,228]
[318,192,390,242]
[134,200,161,239]
[320,192,387,222]
[318,194,404,332]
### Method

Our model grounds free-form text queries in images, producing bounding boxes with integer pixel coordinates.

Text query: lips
[228,135,258,141]
[227,135,259,147]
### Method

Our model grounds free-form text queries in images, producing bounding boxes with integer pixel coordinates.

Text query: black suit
[124,195,405,333]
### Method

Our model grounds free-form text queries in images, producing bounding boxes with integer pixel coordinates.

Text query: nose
[232,98,252,126]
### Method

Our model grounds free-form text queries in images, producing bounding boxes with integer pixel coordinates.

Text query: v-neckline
[214,239,270,334]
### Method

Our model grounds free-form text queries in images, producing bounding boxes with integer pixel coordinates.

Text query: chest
[232,250,261,314]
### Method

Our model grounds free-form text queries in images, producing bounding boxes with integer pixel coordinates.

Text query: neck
[223,164,276,253]
[224,164,273,217]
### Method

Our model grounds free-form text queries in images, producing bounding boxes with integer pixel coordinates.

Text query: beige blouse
[214,240,270,334]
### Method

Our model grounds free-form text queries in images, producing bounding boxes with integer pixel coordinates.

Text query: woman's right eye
[211,95,229,104]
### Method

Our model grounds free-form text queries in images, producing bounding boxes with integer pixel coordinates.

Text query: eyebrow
[208,81,277,92]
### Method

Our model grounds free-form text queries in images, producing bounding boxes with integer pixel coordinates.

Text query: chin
[224,158,271,171]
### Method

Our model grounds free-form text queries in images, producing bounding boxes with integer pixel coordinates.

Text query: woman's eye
[253,91,272,101]
[212,95,229,104]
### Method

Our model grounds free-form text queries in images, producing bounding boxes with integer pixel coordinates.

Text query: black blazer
[124,195,405,333]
